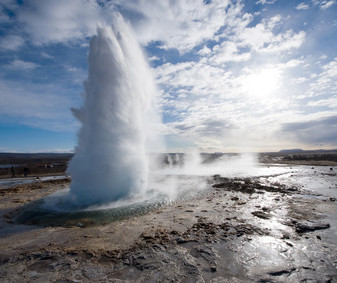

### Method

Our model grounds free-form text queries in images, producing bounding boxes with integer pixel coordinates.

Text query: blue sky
[0,0,337,153]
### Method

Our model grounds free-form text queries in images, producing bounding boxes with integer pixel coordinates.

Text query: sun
[243,67,281,99]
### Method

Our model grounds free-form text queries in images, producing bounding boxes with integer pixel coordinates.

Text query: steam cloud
[66,14,259,209]
[67,15,160,206]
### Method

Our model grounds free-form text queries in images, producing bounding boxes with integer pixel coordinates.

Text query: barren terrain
[0,164,336,282]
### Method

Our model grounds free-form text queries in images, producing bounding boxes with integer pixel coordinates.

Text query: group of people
[10,166,29,178]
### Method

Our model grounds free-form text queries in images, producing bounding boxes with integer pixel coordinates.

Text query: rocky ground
[0,166,336,282]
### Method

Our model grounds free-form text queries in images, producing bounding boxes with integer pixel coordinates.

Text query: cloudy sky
[0,0,336,153]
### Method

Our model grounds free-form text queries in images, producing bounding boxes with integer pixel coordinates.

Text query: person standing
[11,166,16,178]
[24,167,29,177]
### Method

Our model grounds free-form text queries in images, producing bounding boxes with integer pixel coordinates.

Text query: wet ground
[0,164,336,282]
[0,175,68,189]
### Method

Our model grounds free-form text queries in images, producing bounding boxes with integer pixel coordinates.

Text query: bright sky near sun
[0,0,337,153]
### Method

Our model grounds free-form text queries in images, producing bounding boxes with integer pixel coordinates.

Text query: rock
[281,234,290,239]
[268,267,296,276]
[295,222,330,233]
[28,271,38,279]
[0,269,7,278]
[251,211,271,219]
[210,265,217,272]
[176,237,189,244]
[140,232,155,240]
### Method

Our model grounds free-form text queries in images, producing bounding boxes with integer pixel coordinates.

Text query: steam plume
[67,16,159,206]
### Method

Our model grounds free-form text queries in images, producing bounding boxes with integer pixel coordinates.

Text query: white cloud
[155,60,238,101]
[210,41,251,64]
[282,116,337,147]
[1,0,334,151]
[148,56,160,62]
[155,54,316,151]
[283,59,304,68]
[256,0,276,4]
[0,78,77,131]
[6,59,39,70]
[0,35,24,50]
[17,0,102,45]
[194,13,306,70]
[65,65,80,72]
[5,0,242,53]
[291,76,308,84]
[5,0,306,56]
[9,0,239,51]
[307,95,337,108]
[238,17,306,53]
[162,98,307,151]
[113,0,238,52]
[308,57,337,96]
[319,54,328,60]
[41,52,53,59]
[64,65,86,84]
[198,46,212,56]
[296,3,310,10]
[319,0,335,10]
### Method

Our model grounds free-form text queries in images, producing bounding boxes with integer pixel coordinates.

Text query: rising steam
[66,14,260,209]
[67,16,160,206]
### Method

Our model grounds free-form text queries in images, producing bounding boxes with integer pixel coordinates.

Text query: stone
[295,222,330,233]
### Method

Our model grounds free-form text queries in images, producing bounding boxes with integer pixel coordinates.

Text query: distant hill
[279,149,304,153]
[0,152,74,177]
[278,149,337,154]
[0,153,73,159]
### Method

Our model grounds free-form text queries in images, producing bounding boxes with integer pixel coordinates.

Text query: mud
[0,166,336,282]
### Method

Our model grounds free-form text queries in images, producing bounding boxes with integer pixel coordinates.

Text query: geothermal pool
[12,173,209,227]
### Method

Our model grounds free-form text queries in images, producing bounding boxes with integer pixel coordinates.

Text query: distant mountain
[279,149,304,153]
[278,149,337,154]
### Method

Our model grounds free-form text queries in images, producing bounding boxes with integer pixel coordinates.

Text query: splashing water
[67,16,160,206]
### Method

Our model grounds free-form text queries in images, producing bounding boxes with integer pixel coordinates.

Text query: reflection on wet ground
[0,164,336,282]
[260,165,337,198]
[0,175,68,189]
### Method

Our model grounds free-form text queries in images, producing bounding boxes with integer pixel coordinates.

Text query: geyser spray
[67,16,159,206]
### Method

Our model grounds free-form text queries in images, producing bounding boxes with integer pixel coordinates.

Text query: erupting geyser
[12,16,261,228]
[67,16,159,206]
